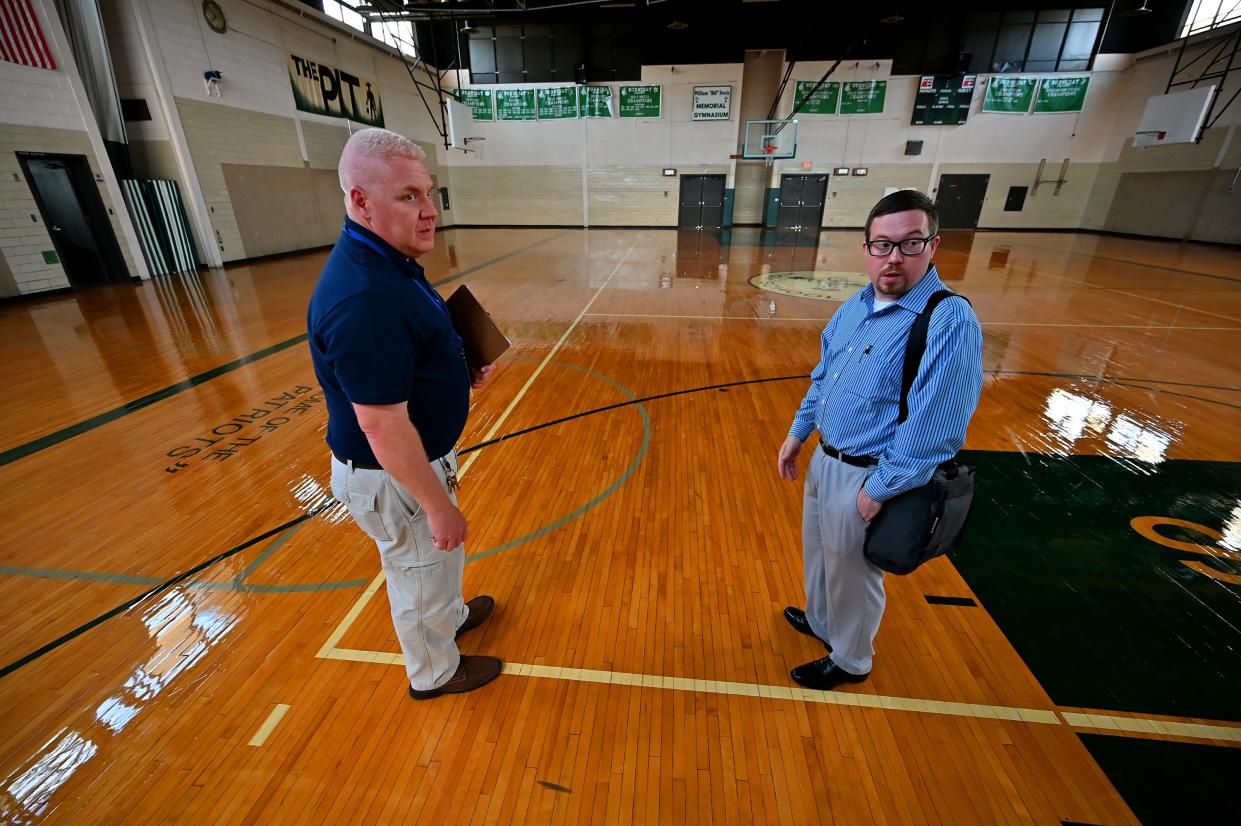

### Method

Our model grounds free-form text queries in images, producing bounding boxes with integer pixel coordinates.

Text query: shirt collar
[856,264,945,314]
[342,216,425,280]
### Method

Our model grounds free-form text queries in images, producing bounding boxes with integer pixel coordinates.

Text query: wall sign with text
[455,88,494,122]
[983,77,1037,113]
[692,85,732,121]
[840,80,886,115]
[794,80,840,115]
[619,85,661,118]
[537,86,579,119]
[1034,77,1090,113]
[496,88,537,121]
[579,86,613,118]
[287,53,383,126]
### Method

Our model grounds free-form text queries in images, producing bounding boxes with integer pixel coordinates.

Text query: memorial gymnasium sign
[692,85,732,121]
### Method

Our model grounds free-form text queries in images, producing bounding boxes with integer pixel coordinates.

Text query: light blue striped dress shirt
[789,265,983,502]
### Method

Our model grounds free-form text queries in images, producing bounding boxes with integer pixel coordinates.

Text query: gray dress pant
[331,451,468,691]
[801,447,886,675]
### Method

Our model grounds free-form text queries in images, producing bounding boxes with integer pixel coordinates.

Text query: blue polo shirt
[308,218,470,463]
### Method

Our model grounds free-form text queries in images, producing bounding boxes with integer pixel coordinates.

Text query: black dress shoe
[456,595,495,638]
[783,606,831,650]
[409,655,503,699]
[790,656,869,691]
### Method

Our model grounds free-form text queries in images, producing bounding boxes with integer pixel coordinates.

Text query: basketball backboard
[742,119,798,160]
[1133,86,1214,147]
[445,97,473,150]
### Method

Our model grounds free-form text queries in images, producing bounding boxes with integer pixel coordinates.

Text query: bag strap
[898,289,971,424]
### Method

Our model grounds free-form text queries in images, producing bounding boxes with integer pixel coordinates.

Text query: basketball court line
[318,238,638,658]
[314,643,1241,745]
[582,312,1241,330]
[247,704,291,747]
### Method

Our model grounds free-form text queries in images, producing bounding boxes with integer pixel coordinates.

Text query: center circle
[749,270,869,302]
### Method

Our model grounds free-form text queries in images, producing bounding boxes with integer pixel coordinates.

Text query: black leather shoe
[409,655,503,699]
[783,606,831,650]
[790,656,868,691]
[456,595,495,638]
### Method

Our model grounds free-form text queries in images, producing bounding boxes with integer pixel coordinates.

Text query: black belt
[333,451,383,470]
[820,442,877,468]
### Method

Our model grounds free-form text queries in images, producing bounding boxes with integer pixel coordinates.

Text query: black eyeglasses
[864,236,936,257]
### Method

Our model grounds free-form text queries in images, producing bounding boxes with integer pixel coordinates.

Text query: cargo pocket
[344,489,393,542]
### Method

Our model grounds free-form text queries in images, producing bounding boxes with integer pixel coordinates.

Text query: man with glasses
[776,189,983,691]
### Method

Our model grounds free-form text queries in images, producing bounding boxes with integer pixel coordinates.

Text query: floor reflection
[1040,386,1180,466]
[0,588,240,822]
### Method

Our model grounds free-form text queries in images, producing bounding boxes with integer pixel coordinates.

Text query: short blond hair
[338,128,425,195]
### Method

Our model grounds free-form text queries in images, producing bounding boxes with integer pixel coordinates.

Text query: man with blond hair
[309,127,501,699]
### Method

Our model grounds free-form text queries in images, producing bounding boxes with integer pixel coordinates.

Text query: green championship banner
[794,80,840,114]
[496,89,536,121]
[537,87,578,119]
[839,80,886,114]
[619,85,661,118]
[578,86,613,118]
[1034,77,1090,113]
[455,88,494,122]
[287,53,383,126]
[983,77,1037,113]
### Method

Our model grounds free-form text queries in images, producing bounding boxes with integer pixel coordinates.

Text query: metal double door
[776,174,828,230]
[678,175,726,230]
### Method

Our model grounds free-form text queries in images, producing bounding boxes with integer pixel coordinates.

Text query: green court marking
[1079,734,1241,824]
[0,231,567,469]
[952,450,1241,723]
[467,359,651,563]
[0,521,368,594]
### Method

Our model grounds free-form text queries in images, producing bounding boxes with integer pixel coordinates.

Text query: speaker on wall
[905,140,923,156]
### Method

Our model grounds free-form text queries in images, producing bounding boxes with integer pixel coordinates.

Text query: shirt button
[847,347,853,352]
[833,373,839,379]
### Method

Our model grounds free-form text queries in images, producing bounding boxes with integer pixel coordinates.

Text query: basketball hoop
[463,136,485,145]
[763,144,776,155]
[1133,130,1167,148]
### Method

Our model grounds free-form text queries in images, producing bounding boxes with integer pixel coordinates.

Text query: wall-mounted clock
[203,0,227,35]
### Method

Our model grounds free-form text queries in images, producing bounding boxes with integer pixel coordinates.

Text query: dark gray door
[678,175,726,229]
[19,153,128,287]
[776,174,828,230]
[936,174,990,230]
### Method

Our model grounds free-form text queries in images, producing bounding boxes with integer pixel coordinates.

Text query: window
[964,8,1104,74]
[323,0,417,59]
[1182,0,1241,37]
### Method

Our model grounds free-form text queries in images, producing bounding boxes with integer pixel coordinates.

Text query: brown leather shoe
[456,595,495,638]
[408,655,503,700]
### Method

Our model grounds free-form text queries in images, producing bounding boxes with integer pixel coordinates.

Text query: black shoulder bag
[862,290,977,575]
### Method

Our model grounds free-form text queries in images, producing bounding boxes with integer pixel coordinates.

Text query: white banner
[692,85,732,121]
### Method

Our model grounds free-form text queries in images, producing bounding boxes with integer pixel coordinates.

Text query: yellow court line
[318,240,638,661]
[457,239,638,479]
[315,645,1241,743]
[247,703,291,747]
[1062,712,1241,744]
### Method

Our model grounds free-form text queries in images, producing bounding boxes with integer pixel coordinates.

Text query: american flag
[0,0,56,70]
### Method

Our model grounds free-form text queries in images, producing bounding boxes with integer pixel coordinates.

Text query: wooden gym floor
[0,226,1238,824]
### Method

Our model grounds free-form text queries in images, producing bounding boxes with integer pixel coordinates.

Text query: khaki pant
[801,447,887,675]
[331,452,468,691]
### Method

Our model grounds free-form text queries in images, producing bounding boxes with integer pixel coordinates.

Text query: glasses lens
[898,238,927,255]
[868,241,893,257]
